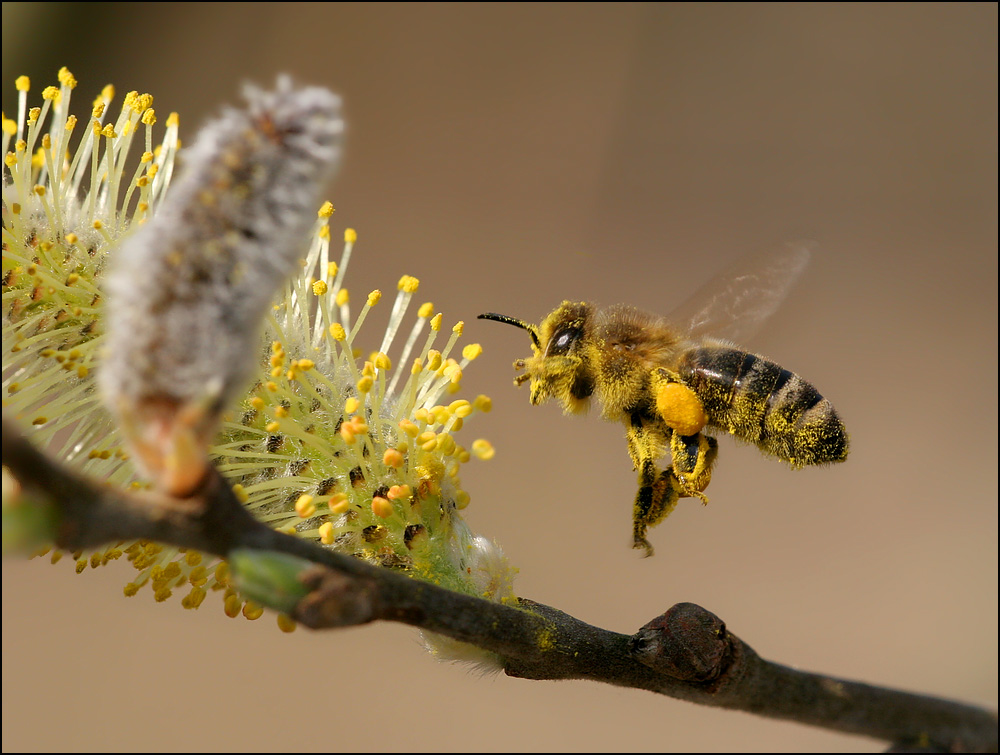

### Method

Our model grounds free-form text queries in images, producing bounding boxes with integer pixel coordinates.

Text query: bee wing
[667,241,813,343]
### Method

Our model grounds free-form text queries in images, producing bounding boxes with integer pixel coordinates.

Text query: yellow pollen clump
[474,395,493,413]
[344,396,360,414]
[367,289,382,306]
[16,75,30,91]
[344,228,357,243]
[224,594,243,618]
[426,350,442,371]
[397,275,420,293]
[374,352,391,371]
[274,406,290,419]
[383,448,405,468]
[399,419,419,438]
[318,201,334,218]
[335,288,349,307]
[462,343,483,360]
[329,323,346,341]
[430,313,442,331]
[243,601,264,621]
[455,491,471,509]
[312,280,328,295]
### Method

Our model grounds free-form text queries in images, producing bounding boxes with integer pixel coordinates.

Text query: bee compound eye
[547,327,580,356]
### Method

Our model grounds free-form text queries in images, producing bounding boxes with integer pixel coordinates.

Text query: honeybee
[478,244,848,556]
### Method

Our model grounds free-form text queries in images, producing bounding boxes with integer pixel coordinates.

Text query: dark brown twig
[3,417,996,752]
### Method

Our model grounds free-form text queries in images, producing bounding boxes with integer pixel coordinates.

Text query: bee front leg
[627,420,680,557]
[669,432,718,504]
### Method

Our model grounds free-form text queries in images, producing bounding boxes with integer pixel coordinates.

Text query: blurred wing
[667,241,814,344]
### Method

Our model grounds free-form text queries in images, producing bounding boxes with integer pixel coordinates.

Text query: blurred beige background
[3,3,996,752]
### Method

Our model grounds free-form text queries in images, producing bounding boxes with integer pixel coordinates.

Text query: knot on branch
[629,602,733,684]
[293,566,383,629]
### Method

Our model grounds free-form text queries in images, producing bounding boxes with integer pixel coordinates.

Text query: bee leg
[669,432,718,504]
[627,420,679,557]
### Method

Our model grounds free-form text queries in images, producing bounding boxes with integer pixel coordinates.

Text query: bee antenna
[478,312,541,350]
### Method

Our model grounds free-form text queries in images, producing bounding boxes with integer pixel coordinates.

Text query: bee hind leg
[670,432,718,504]
[632,461,684,557]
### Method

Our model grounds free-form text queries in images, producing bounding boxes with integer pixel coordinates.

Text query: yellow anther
[344,228,357,243]
[417,302,435,319]
[318,522,335,545]
[295,494,317,518]
[367,289,382,306]
[318,201,334,218]
[242,601,264,621]
[297,359,314,371]
[166,111,179,127]
[462,343,483,360]
[399,419,420,438]
[452,321,464,335]
[42,86,60,102]
[335,288,349,307]
[215,562,231,586]
[27,107,40,123]
[437,433,456,456]
[1,118,15,136]
[455,490,471,509]
[265,421,280,433]
[340,423,356,443]
[329,323,346,341]
[374,352,391,371]
[357,375,373,393]
[312,280,328,295]
[101,124,116,138]
[417,430,436,446]
[371,496,394,519]
[471,439,495,460]
[277,614,297,633]
[32,417,47,426]
[387,484,412,501]
[383,448,405,468]
[266,381,278,392]
[411,358,423,375]
[426,350,442,371]
[250,397,265,411]
[185,551,202,567]
[327,261,338,277]
[448,366,463,385]
[449,399,473,418]
[344,396,360,414]
[33,185,46,197]
[65,115,77,131]
[473,395,493,413]
[430,313,443,331]
[141,109,157,126]
[456,448,471,464]
[274,406,289,419]
[15,75,30,92]
[431,405,451,425]
[224,594,243,618]
[329,492,350,514]
[413,407,431,424]
[397,275,420,293]
[318,225,330,240]
[182,587,207,610]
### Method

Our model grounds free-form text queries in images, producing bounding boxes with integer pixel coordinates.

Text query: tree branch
[3,417,996,752]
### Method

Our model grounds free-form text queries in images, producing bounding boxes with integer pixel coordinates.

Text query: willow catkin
[100,78,343,495]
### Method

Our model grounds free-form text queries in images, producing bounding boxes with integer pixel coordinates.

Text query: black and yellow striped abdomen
[677,346,848,467]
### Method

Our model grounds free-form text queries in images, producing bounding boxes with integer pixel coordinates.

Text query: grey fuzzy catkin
[100,78,343,487]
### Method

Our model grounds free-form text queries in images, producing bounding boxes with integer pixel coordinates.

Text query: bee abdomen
[678,346,848,466]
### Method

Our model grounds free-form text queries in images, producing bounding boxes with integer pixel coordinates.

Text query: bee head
[478,301,595,413]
